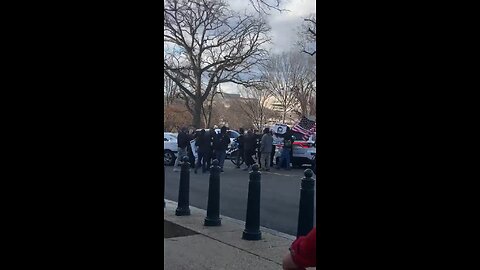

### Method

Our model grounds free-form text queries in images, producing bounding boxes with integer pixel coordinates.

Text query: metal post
[204,159,221,226]
[242,164,262,240]
[297,169,315,237]
[164,165,165,208]
[175,156,191,216]
[163,148,166,208]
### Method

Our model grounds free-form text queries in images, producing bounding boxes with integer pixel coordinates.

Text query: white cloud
[282,0,316,18]
[218,82,241,94]
[227,0,316,54]
[164,0,316,94]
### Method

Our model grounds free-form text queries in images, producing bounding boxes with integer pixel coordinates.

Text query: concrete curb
[164,199,296,241]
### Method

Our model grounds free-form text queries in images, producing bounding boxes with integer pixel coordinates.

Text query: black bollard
[297,169,315,237]
[175,156,191,216]
[164,166,165,208]
[204,159,221,226]
[242,164,262,240]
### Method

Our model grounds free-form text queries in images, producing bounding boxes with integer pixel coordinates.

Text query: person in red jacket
[282,227,316,270]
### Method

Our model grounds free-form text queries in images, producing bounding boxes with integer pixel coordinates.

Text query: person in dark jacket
[254,130,262,168]
[243,129,256,171]
[194,129,211,173]
[206,128,215,169]
[173,127,189,172]
[277,127,295,170]
[213,126,229,172]
[235,128,245,168]
[187,129,196,168]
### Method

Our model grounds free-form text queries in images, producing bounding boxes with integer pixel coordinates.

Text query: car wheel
[164,150,176,166]
[230,151,244,166]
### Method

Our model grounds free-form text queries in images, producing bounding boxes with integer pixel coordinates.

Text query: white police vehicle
[163,132,178,166]
[274,132,316,168]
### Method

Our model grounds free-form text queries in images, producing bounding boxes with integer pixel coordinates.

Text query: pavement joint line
[164,199,296,241]
[185,227,283,266]
[261,171,317,178]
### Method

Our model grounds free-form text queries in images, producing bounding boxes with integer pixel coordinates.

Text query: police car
[272,125,316,168]
[274,135,316,168]
[163,132,178,166]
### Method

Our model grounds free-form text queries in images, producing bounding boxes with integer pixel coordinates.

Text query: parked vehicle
[274,133,316,168]
[163,132,178,166]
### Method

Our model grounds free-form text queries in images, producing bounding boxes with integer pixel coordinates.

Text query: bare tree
[164,103,193,132]
[298,14,316,56]
[291,55,316,117]
[248,0,285,14]
[222,101,254,130]
[237,85,272,130]
[164,73,180,106]
[164,0,270,128]
[201,84,224,128]
[261,53,301,123]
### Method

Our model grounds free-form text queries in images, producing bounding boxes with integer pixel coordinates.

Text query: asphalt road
[165,159,316,236]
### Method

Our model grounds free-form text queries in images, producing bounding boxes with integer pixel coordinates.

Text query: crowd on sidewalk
[172,125,297,173]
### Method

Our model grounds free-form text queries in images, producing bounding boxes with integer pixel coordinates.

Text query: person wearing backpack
[194,129,210,174]
[243,129,256,171]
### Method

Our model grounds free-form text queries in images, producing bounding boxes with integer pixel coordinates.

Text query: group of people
[236,126,296,171]
[194,126,230,173]
[173,125,297,173]
[173,126,231,174]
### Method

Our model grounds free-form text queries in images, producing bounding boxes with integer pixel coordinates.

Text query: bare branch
[237,85,273,130]
[260,52,316,122]
[248,0,287,15]
[164,0,271,127]
[297,14,316,57]
[302,50,316,56]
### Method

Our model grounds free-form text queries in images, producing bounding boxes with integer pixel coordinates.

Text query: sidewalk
[164,199,314,270]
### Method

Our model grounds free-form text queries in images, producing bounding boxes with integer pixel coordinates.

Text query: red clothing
[290,227,316,268]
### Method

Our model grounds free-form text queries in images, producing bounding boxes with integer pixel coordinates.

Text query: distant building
[264,96,297,126]
[216,93,241,108]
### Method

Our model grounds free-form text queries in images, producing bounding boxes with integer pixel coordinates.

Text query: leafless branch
[164,0,271,127]
[248,0,287,15]
[237,85,273,130]
[297,14,316,56]
[261,52,316,121]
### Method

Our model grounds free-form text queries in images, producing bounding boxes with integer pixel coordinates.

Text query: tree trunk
[207,95,214,128]
[193,100,203,128]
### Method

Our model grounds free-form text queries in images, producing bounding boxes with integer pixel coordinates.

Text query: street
[165,159,316,236]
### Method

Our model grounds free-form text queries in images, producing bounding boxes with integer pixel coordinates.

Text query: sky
[219,0,316,94]
[164,0,316,95]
